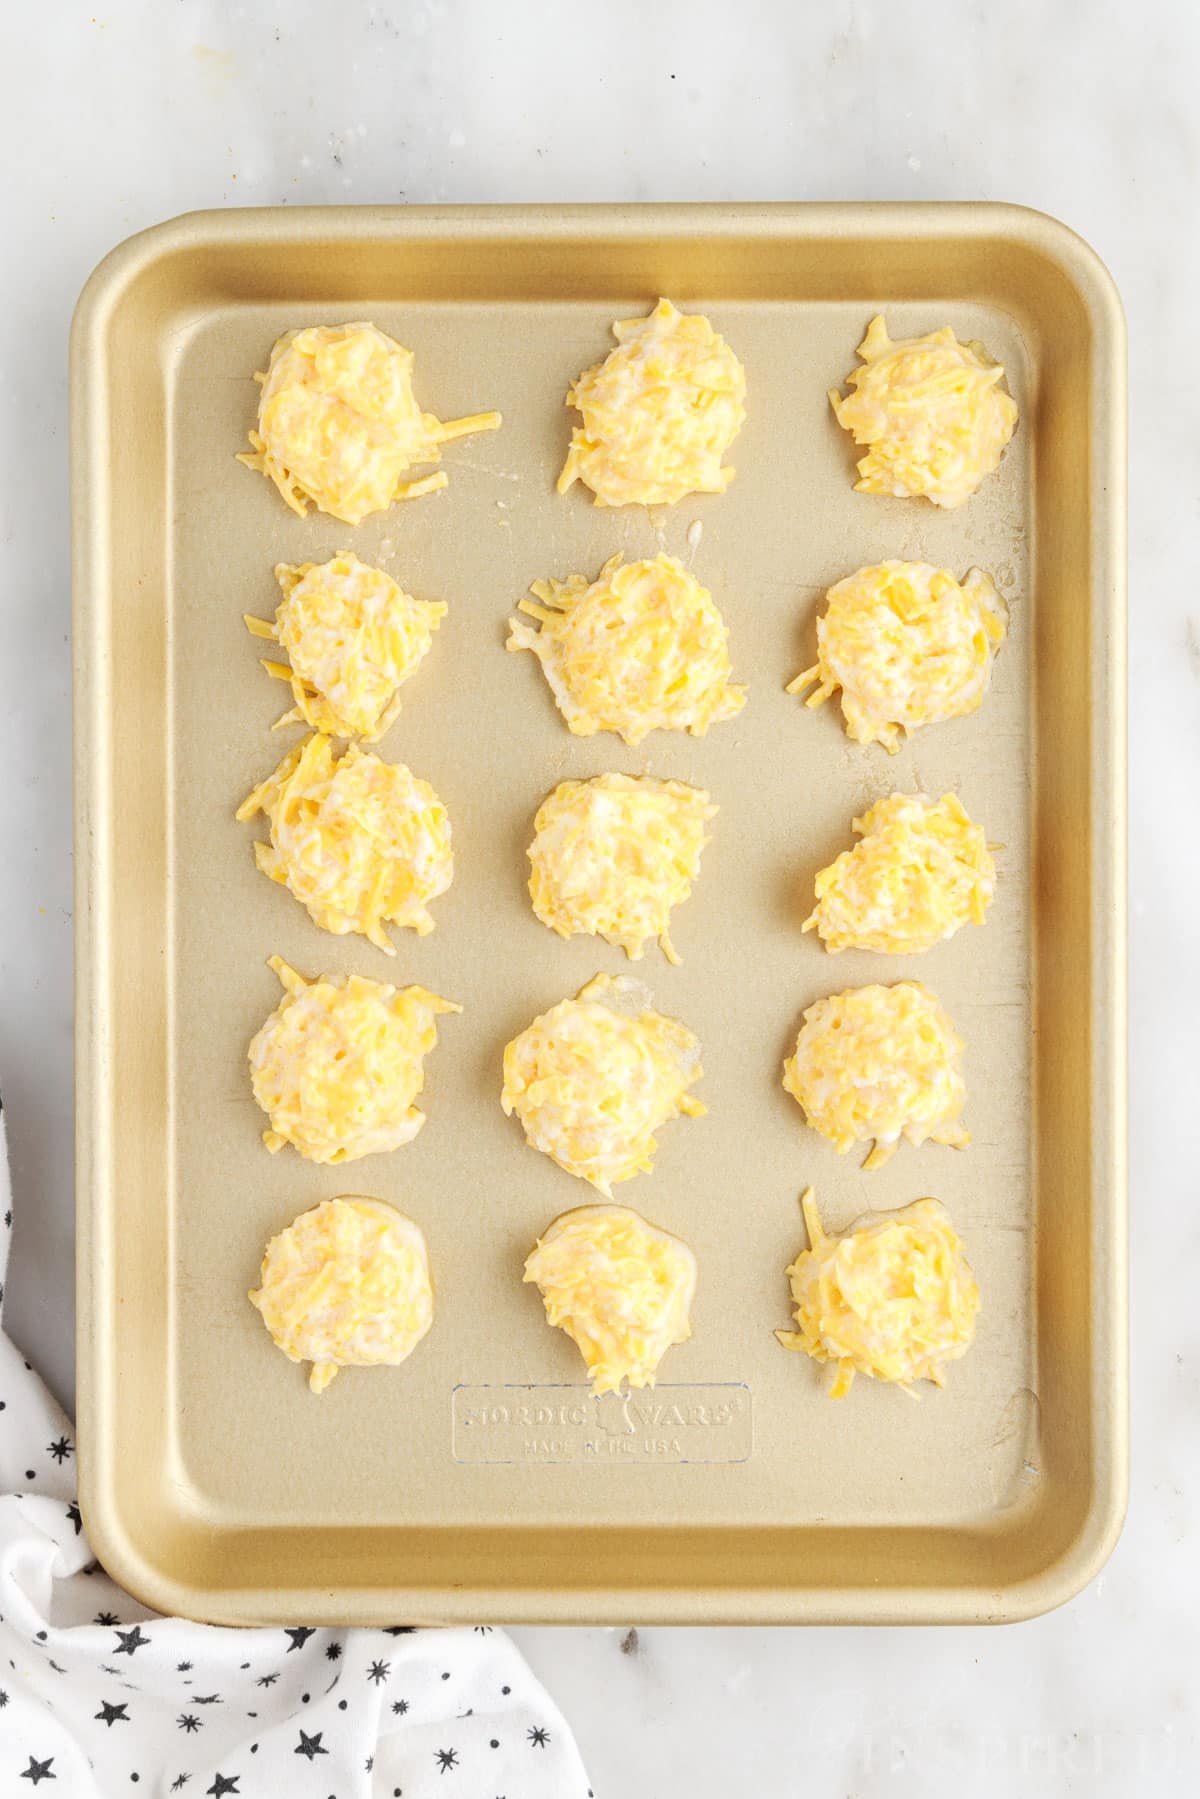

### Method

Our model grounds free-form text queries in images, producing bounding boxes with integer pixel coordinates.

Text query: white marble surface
[0,0,1193,1791]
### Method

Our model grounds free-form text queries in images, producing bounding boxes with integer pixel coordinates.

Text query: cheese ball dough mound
[501,974,705,1196]
[250,1198,434,1394]
[557,298,747,507]
[249,956,460,1164]
[524,1204,696,1394]
[245,552,447,742]
[776,1188,981,1397]
[806,792,996,954]
[507,553,745,746]
[238,736,453,953]
[788,561,1007,752]
[237,321,501,524]
[783,981,968,1170]
[528,774,716,965]
[829,314,1017,508]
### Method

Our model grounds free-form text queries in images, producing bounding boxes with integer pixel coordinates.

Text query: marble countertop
[1,1,1193,1792]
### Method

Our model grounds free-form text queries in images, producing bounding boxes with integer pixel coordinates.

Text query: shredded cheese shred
[777,1188,981,1397]
[806,792,996,954]
[528,773,716,965]
[501,973,705,1196]
[237,735,453,953]
[524,1203,697,1395]
[557,297,746,507]
[250,1197,434,1394]
[507,552,745,746]
[244,552,446,742]
[788,560,1008,751]
[782,981,968,1170]
[248,956,459,1165]
[829,314,1017,508]
[237,321,500,524]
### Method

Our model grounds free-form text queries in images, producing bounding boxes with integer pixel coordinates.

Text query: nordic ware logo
[451,1383,752,1464]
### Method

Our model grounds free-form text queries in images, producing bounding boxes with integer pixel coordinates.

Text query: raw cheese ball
[524,1204,697,1394]
[528,773,716,965]
[787,560,1007,752]
[237,321,501,523]
[829,314,1018,508]
[249,956,460,1164]
[782,981,968,1170]
[507,552,745,746]
[501,973,705,1196]
[557,297,747,507]
[237,735,453,953]
[244,552,447,742]
[806,792,996,954]
[249,1197,434,1394]
[776,1188,981,1397]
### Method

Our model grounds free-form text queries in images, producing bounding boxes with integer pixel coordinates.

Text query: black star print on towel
[177,1661,193,1673]
[284,1627,315,1652]
[435,1747,458,1772]
[392,1698,409,1715]
[65,1503,82,1535]
[114,1625,150,1656]
[294,1729,328,1761]
[20,1758,55,1786]
[325,1642,342,1660]
[177,1714,201,1733]
[255,1673,279,1687]
[93,1612,120,1627]
[528,1725,551,1748]
[367,1659,390,1684]
[0,1690,8,1707]
[47,1437,73,1463]
[206,1778,240,1798]
[170,1780,190,1792]
[193,1694,223,1706]
[95,1700,130,1726]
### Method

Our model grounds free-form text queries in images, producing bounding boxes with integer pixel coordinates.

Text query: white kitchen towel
[0,1101,593,1798]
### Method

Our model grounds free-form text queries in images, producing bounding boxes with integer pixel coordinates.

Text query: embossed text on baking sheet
[452,1383,752,1465]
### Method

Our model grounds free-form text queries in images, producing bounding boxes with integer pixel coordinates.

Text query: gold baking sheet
[72,203,1126,1624]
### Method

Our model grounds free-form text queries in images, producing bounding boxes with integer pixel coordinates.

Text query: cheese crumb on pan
[806,792,996,954]
[557,297,746,508]
[250,1197,434,1394]
[829,314,1017,508]
[782,981,968,1170]
[528,773,716,965]
[524,1203,696,1395]
[777,1188,981,1397]
[507,552,745,746]
[787,560,1007,752]
[244,552,446,742]
[237,321,501,524]
[501,973,705,1196]
[249,956,459,1164]
[237,735,453,953]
